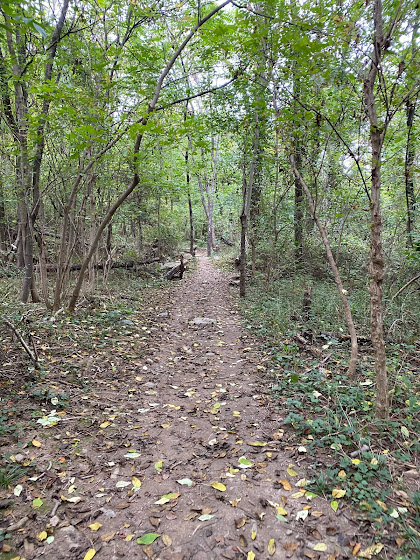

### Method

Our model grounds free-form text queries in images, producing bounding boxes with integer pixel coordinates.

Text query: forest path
[8,255,358,560]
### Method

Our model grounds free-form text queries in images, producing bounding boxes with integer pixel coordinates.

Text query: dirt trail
[5,255,359,560]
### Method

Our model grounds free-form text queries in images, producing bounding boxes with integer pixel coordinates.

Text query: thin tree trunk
[405,98,417,247]
[289,153,358,378]
[363,0,390,419]
[239,112,260,298]
[188,192,195,256]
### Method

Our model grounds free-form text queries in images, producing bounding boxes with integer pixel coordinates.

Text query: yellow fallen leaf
[233,411,241,417]
[32,440,42,447]
[211,482,226,492]
[125,534,135,542]
[358,543,384,559]
[279,479,292,490]
[251,527,257,540]
[132,476,141,488]
[276,506,288,516]
[162,534,172,547]
[37,531,47,541]
[351,458,361,465]
[332,488,346,498]
[247,552,255,560]
[161,424,170,428]
[338,470,347,479]
[83,550,96,560]
[287,464,298,477]
[314,543,328,551]
[268,539,276,555]
[88,522,102,531]
[100,421,111,428]
[248,441,267,447]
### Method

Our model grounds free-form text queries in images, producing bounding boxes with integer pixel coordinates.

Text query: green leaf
[137,533,161,545]
[32,21,47,37]
[401,426,409,439]
[331,500,339,511]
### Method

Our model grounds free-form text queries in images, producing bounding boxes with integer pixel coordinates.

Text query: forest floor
[0,254,416,560]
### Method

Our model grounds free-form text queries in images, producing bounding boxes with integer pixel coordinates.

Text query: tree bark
[239,112,260,298]
[405,98,417,247]
[363,0,389,419]
[289,153,358,378]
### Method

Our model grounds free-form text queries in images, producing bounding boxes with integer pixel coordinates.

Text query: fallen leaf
[154,461,163,473]
[32,440,42,447]
[314,543,328,551]
[268,539,276,555]
[125,534,135,542]
[88,522,102,531]
[276,506,288,516]
[137,533,161,545]
[177,478,193,487]
[100,421,111,428]
[155,492,180,504]
[332,488,346,498]
[338,470,347,479]
[32,497,43,508]
[211,482,226,492]
[14,484,23,497]
[331,500,339,512]
[238,456,253,468]
[101,532,115,542]
[198,514,214,521]
[296,510,309,521]
[83,550,96,560]
[357,543,384,559]
[116,481,131,488]
[278,479,291,491]
[162,534,172,546]
[124,452,140,458]
[235,518,246,529]
[248,441,267,447]
[247,552,255,560]
[251,523,257,540]
[283,542,298,551]
[132,476,141,488]
[37,531,47,541]
[352,543,361,556]
[287,464,298,477]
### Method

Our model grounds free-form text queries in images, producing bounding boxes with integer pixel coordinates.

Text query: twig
[392,273,420,300]
[7,515,30,532]
[2,318,39,367]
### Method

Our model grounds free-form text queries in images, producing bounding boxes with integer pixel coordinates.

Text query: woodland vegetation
[0,0,419,555]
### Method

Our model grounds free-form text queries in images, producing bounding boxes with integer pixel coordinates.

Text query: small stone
[14,453,25,463]
[50,515,60,527]
[190,317,215,326]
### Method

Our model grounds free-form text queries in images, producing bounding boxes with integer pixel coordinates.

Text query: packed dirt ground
[0,255,394,559]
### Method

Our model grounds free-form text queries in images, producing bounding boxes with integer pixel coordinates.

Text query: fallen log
[36,258,161,272]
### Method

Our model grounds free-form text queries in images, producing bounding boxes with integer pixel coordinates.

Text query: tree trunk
[239,212,247,298]
[363,0,389,419]
[289,153,358,378]
[405,98,417,247]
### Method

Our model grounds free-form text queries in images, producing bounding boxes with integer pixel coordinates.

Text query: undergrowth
[238,277,420,560]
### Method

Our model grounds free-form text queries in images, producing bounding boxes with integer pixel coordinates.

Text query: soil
[1,255,367,560]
